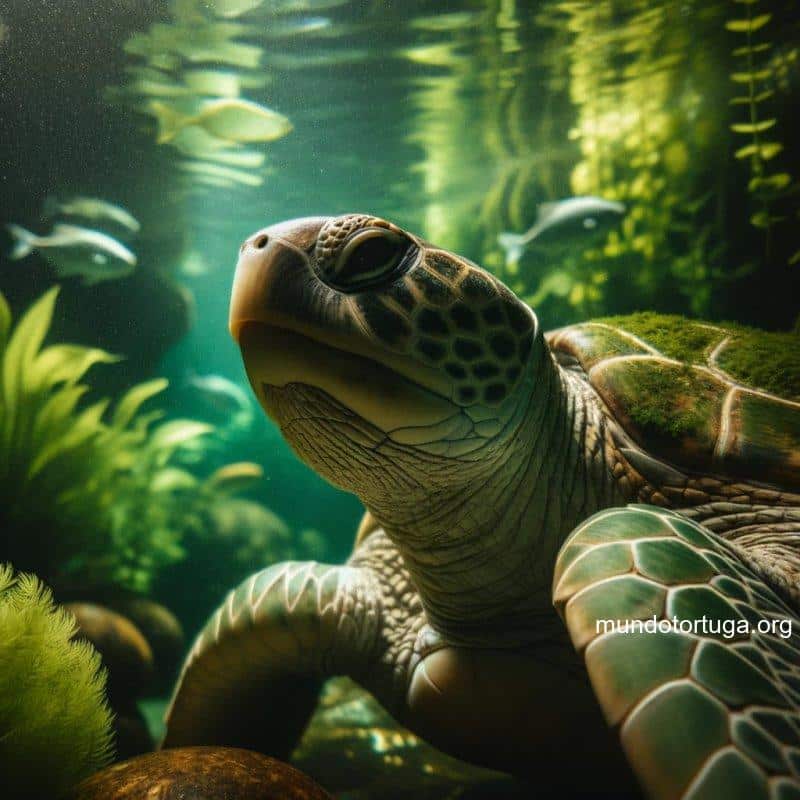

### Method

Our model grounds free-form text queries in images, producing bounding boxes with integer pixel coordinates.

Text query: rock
[67,746,333,800]
[65,603,154,703]
[109,597,185,692]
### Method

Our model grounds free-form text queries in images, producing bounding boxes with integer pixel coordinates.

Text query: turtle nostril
[254,234,269,249]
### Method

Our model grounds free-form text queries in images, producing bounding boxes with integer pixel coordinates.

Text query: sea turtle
[164,214,800,798]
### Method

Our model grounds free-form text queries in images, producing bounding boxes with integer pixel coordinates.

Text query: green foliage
[726,0,797,244]
[0,564,113,798]
[0,287,215,592]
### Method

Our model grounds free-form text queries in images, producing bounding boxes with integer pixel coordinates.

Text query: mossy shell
[547,313,800,489]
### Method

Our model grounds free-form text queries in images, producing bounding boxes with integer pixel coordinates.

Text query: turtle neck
[369,325,626,648]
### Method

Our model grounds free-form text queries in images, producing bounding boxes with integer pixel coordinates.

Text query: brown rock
[67,747,333,800]
[65,602,154,702]
[110,597,185,691]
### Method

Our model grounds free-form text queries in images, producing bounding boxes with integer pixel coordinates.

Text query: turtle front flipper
[553,504,800,799]
[163,561,383,758]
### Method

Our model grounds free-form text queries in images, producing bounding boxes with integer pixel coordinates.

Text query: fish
[209,0,265,18]
[497,196,626,265]
[263,16,332,37]
[169,127,267,167]
[6,223,137,284]
[180,249,210,276]
[43,196,141,233]
[263,48,370,69]
[182,69,244,97]
[178,160,264,187]
[186,373,255,430]
[149,98,292,144]
[125,22,263,70]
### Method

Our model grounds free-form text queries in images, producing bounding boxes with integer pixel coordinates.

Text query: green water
[0,0,799,797]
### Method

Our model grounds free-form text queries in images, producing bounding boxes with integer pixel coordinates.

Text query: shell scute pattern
[548,318,800,489]
[554,505,800,800]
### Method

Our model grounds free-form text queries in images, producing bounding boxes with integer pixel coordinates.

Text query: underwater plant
[0,286,216,593]
[726,0,800,263]
[0,563,113,798]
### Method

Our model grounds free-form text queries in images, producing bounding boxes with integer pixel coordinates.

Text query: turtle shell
[547,313,800,489]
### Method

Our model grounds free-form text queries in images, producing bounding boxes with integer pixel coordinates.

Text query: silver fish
[43,195,141,233]
[498,196,626,265]
[6,223,137,285]
[187,373,255,430]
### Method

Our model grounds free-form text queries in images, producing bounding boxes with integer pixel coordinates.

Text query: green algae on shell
[548,313,800,487]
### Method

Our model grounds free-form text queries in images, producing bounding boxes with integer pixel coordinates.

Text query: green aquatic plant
[0,564,113,798]
[0,287,214,592]
[726,0,799,263]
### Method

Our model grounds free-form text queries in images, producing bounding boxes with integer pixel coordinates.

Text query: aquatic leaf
[30,385,89,451]
[730,70,772,83]
[735,142,783,160]
[790,250,800,265]
[112,378,168,430]
[1,287,59,449]
[729,90,774,104]
[730,119,776,134]
[0,292,10,356]
[750,210,785,229]
[206,461,263,494]
[148,419,212,453]
[733,44,771,56]
[150,467,198,493]
[28,400,110,479]
[748,173,792,192]
[725,14,771,33]
[31,345,120,391]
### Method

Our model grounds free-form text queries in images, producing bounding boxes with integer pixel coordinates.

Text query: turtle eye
[330,228,413,292]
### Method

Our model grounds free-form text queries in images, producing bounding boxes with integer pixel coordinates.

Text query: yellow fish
[150,98,292,144]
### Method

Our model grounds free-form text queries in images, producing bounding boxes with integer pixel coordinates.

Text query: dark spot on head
[417,308,449,337]
[427,253,460,281]
[459,386,477,404]
[412,270,450,306]
[417,337,446,362]
[450,302,478,332]
[519,335,533,361]
[490,333,516,360]
[460,272,495,304]
[484,383,507,404]
[391,281,416,312]
[506,302,532,334]
[506,365,521,382]
[357,296,410,347]
[254,234,268,249]
[473,362,500,379]
[454,338,482,360]
[445,362,467,379]
[482,302,505,326]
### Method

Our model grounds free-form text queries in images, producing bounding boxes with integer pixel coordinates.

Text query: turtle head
[230,214,541,512]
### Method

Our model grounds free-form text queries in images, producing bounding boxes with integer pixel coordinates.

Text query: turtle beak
[229,216,330,343]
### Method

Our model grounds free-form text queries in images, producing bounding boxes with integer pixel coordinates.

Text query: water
[0,1,798,797]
